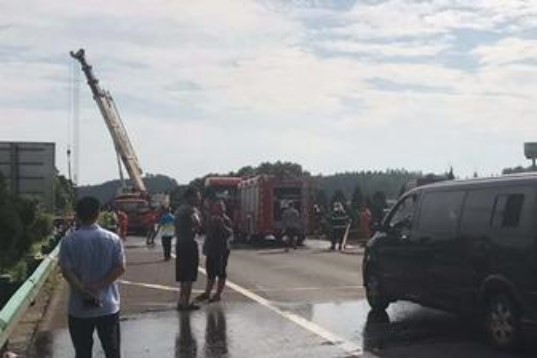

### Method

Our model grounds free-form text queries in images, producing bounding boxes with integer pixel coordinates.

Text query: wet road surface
[28,236,536,357]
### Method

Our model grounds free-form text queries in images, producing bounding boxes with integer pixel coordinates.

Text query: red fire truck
[237,175,316,242]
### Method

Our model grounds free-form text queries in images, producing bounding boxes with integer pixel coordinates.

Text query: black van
[363,174,537,349]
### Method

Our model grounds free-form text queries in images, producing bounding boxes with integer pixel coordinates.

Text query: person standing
[59,197,126,358]
[196,200,233,303]
[174,187,202,311]
[145,210,159,246]
[359,203,373,240]
[282,201,301,252]
[330,202,350,251]
[157,207,175,261]
[116,209,128,241]
[99,206,118,234]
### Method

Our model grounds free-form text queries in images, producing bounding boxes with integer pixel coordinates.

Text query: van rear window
[491,194,524,228]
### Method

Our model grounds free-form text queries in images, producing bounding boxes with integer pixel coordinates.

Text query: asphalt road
[27,235,537,357]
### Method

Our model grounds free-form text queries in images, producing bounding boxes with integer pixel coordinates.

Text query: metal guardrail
[0,244,60,349]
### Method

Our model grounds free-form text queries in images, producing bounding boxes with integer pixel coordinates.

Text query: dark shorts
[206,250,230,280]
[176,240,199,283]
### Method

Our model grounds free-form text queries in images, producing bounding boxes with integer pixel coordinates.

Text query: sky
[1,0,537,185]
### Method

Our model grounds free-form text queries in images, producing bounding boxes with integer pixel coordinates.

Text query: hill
[76,174,179,204]
[316,169,421,201]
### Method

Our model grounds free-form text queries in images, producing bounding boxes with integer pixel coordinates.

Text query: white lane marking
[199,265,362,356]
[120,278,360,293]
[171,252,362,356]
[119,279,178,292]
[119,279,204,294]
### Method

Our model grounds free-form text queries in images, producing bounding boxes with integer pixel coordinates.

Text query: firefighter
[359,203,373,240]
[282,201,301,252]
[145,210,159,246]
[117,209,128,241]
[99,206,118,233]
[330,202,350,251]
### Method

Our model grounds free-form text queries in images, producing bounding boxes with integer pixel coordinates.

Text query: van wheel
[485,293,520,350]
[365,270,389,311]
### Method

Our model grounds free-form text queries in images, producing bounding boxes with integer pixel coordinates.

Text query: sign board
[0,142,55,211]
[524,142,537,159]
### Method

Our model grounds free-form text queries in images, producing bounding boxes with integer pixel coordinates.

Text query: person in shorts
[174,187,202,311]
[196,200,233,303]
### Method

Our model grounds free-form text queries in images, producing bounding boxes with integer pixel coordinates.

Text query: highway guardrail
[0,244,60,349]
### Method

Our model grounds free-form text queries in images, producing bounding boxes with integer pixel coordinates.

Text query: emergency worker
[99,206,118,233]
[282,201,301,252]
[359,203,373,239]
[117,209,128,241]
[330,202,350,251]
[145,210,159,246]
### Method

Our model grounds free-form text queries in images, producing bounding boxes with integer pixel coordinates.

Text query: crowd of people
[57,187,234,357]
[56,186,378,357]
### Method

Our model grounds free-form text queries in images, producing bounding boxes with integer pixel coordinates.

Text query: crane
[69,48,146,194]
[70,48,159,233]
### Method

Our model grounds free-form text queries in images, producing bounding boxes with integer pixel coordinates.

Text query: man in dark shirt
[174,187,202,311]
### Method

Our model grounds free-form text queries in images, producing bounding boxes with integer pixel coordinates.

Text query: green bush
[0,174,54,273]
[9,260,28,282]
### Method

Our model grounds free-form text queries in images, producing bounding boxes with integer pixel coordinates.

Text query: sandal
[195,293,210,301]
[209,294,221,303]
[176,303,200,311]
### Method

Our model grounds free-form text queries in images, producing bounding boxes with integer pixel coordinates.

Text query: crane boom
[70,48,146,193]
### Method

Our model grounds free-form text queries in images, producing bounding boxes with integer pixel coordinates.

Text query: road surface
[26,236,536,357]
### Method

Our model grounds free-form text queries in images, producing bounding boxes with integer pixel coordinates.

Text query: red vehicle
[204,176,242,226]
[237,175,316,242]
[114,193,152,233]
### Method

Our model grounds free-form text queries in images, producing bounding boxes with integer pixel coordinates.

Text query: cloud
[1,0,537,184]
[472,37,537,66]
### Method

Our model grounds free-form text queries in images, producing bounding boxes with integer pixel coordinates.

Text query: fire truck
[237,175,317,242]
[71,49,166,232]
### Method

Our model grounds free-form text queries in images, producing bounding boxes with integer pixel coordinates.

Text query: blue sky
[1,0,537,185]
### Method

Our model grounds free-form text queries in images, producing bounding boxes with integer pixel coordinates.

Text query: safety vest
[99,211,118,230]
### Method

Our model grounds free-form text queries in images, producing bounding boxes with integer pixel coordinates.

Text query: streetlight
[524,142,537,171]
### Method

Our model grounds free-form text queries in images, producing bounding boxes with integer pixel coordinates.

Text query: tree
[351,185,364,211]
[236,165,255,177]
[0,173,53,271]
[370,191,388,223]
[315,189,328,212]
[55,174,75,214]
[330,189,347,208]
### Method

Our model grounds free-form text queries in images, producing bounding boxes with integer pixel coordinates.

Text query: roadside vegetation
[0,173,74,283]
